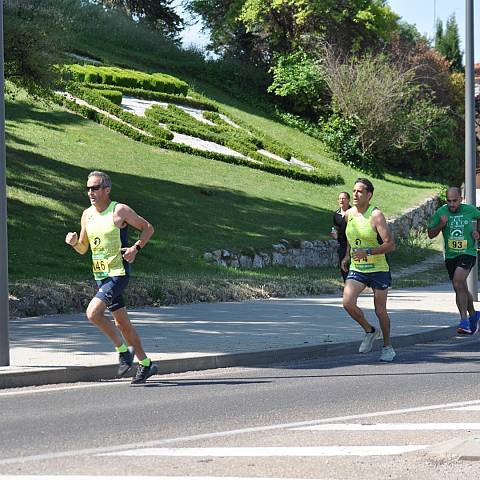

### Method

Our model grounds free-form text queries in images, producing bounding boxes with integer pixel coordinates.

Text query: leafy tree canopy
[92,0,184,39]
[435,14,463,72]
[186,0,400,65]
[4,0,73,96]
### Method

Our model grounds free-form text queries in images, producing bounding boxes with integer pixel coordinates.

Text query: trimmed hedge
[145,104,260,153]
[53,93,342,186]
[92,88,122,105]
[83,83,218,111]
[63,64,189,95]
[202,111,232,128]
[66,83,173,141]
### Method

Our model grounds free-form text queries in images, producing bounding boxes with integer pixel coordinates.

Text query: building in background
[475,63,480,97]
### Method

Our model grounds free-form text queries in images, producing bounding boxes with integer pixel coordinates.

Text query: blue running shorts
[346,270,391,290]
[95,275,130,312]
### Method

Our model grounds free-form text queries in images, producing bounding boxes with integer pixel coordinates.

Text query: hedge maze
[57,65,342,185]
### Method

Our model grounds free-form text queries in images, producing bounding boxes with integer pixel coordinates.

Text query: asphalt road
[1,335,480,479]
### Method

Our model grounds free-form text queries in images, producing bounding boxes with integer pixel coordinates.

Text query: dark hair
[354,178,374,194]
[447,186,461,197]
[339,191,351,200]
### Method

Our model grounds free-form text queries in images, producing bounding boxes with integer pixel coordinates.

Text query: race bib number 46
[92,258,109,274]
[448,239,466,250]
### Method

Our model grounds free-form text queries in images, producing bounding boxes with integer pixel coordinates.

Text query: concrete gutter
[0,325,457,389]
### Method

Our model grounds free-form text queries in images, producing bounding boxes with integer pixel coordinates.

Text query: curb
[428,436,480,461]
[0,326,458,389]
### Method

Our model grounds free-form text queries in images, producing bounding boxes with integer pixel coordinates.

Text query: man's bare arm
[115,204,154,263]
[65,210,89,254]
[371,210,395,255]
[428,215,447,239]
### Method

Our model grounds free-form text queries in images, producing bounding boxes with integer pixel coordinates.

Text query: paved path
[0,282,469,389]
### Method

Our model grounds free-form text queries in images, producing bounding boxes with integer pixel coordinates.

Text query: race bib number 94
[448,239,466,250]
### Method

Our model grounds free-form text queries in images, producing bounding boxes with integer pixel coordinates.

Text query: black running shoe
[130,362,158,385]
[118,347,135,377]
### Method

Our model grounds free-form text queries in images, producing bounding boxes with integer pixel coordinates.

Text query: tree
[4,1,73,96]
[186,0,400,66]
[94,0,184,39]
[319,47,460,178]
[435,14,463,72]
[268,50,329,119]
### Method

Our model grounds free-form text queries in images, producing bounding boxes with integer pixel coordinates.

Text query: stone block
[272,252,285,266]
[203,252,214,262]
[239,255,253,268]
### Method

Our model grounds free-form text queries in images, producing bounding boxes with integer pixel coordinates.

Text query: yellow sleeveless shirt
[85,201,127,280]
[346,205,389,273]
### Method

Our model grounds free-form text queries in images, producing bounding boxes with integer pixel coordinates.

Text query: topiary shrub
[92,88,123,105]
[63,64,188,95]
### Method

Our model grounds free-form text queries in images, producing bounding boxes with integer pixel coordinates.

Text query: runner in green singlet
[65,171,157,385]
[428,186,480,335]
[341,178,396,362]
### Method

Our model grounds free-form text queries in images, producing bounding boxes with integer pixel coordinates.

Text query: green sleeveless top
[85,201,127,280]
[346,205,389,273]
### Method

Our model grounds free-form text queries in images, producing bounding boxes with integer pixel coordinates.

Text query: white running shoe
[379,345,396,362]
[358,328,381,353]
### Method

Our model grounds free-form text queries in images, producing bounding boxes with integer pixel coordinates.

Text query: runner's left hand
[121,247,137,263]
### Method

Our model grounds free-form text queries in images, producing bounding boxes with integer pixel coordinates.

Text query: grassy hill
[5,4,445,312]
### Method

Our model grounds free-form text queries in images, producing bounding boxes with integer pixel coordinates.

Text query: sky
[178,0,480,63]
[388,0,480,62]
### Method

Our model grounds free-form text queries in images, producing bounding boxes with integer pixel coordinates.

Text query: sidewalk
[0,283,470,389]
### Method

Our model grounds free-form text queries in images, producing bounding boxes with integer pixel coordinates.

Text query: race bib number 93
[448,239,466,250]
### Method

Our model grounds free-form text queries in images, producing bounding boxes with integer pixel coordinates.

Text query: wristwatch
[366,248,372,256]
[135,244,142,251]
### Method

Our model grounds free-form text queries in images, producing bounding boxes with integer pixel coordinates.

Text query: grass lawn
[6,83,441,286]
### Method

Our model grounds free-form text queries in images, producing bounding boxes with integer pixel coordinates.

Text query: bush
[66,83,173,140]
[145,104,260,153]
[321,114,378,174]
[53,93,342,186]
[4,1,73,96]
[268,50,329,119]
[83,83,219,111]
[64,64,189,95]
[92,88,123,105]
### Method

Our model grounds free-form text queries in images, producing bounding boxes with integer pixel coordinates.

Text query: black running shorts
[445,254,477,281]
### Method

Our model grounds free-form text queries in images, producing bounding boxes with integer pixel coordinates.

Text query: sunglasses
[86,185,104,192]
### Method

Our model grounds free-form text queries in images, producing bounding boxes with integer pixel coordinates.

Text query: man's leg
[452,267,471,320]
[373,288,391,346]
[343,279,371,331]
[112,307,147,361]
[86,297,124,348]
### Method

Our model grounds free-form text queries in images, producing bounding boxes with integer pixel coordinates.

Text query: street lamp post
[465,0,478,301]
[0,0,9,366]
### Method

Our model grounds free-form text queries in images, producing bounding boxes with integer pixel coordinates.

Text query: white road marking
[0,382,127,397]
[447,405,480,411]
[1,398,480,465]
[293,423,480,431]
[97,446,427,457]
[0,477,326,480]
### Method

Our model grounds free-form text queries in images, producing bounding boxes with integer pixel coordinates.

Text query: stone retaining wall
[204,195,439,270]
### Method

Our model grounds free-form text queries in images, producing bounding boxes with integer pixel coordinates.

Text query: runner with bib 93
[428,186,480,335]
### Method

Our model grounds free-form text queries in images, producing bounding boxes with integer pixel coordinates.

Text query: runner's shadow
[132,379,271,388]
